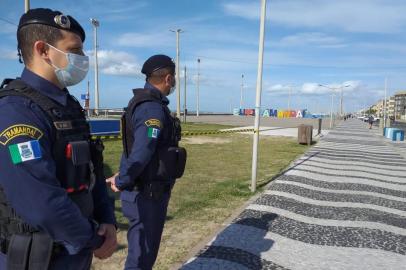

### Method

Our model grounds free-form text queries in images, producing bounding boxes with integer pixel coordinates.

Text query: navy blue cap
[18,8,85,42]
[141,54,175,77]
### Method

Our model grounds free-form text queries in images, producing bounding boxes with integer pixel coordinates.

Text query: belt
[134,182,172,200]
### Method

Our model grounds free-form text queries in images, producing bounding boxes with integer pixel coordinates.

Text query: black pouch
[7,234,31,270]
[70,141,91,166]
[28,232,53,270]
[65,141,91,192]
[158,147,187,179]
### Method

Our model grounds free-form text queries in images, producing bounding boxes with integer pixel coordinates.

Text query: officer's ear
[33,41,50,60]
[164,73,172,86]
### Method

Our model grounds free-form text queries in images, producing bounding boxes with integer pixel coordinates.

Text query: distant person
[368,115,374,129]
[106,55,187,269]
[0,8,117,269]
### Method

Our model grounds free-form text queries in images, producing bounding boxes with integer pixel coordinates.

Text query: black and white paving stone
[181,119,406,270]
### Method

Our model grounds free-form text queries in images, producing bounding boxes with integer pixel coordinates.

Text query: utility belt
[134,182,173,200]
[0,232,63,270]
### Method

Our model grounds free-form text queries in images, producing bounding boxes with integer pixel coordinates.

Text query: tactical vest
[0,79,100,242]
[121,88,186,183]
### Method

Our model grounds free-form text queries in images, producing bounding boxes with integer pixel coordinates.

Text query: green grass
[181,122,236,131]
[99,123,309,270]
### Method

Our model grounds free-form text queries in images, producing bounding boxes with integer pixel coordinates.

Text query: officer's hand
[94,224,117,259]
[106,173,120,192]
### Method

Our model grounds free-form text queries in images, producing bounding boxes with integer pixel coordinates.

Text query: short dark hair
[147,67,175,84]
[17,24,63,64]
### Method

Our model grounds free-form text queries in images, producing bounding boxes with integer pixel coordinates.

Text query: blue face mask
[47,43,89,87]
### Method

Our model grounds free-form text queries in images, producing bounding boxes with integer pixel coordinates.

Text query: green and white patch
[8,140,42,164]
[147,127,160,139]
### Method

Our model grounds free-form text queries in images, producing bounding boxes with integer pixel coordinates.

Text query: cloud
[279,32,346,48]
[88,50,142,76]
[223,0,406,33]
[117,32,172,48]
[267,84,292,95]
[301,81,361,95]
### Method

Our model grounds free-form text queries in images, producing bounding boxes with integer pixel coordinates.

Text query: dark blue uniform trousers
[121,190,171,270]
[0,251,92,270]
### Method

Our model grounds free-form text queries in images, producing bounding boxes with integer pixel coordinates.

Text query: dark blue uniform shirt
[0,68,115,255]
[116,83,171,195]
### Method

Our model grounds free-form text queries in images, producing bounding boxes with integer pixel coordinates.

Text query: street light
[240,74,244,109]
[25,0,30,12]
[196,58,200,117]
[250,0,267,193]
[383,77,388,128]
[287,84,299,111]
[170,29,183,118]
[183,66,187,123]
[319,84,350,129]
[90,18,100,116]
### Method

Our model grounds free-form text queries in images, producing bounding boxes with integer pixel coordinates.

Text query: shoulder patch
[147,127,160,139]
[0,124,43,146]
[8,140,42,164]
[145,119,162,128]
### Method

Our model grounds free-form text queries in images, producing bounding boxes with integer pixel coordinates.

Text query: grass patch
[93,123,309,270]
[181,122,236,131]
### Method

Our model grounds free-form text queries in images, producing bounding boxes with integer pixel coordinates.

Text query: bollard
[298,124,313,145]
[317,118,322,135]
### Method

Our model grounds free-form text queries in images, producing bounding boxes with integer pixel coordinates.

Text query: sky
[1,0,406,114]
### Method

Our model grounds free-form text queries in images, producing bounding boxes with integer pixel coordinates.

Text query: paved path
[181,119,406,270]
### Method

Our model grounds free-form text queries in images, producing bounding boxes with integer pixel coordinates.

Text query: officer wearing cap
[0,8,116,269]
[107,54,186,270]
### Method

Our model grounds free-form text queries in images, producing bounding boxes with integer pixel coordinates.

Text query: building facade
[394,91,406,120]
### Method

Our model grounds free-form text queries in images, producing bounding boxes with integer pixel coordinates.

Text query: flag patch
[147,128,160,139]
[8,140,42,164]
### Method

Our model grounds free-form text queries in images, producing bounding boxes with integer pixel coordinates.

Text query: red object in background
[244,109,255,116]
[65,144,72,159]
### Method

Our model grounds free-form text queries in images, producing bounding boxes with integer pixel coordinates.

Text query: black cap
[18,8,85,42]
[141,54,175,77]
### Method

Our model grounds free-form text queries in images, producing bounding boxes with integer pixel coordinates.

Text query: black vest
[121,88,185,183]
[122,88,180,157]
[0,79,99,240]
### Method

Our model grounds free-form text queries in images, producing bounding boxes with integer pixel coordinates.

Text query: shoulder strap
[126,88,163,114]
[0,79,59,113]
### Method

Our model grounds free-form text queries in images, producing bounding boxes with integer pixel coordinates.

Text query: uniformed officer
[107,55,186,270]
[0,8,116,269]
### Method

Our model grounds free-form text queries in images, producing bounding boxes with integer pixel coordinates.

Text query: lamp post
[287,84,299,111]
[196,58,200,117]
[170,29,183,118]
[240,74,244,109]
[183,66,187,123]
[250,0,267,193]
[319,84,350,129]
[383,77,387,128]
[288,85,292,111]
[24,0,30,12]
[90,18,100,116]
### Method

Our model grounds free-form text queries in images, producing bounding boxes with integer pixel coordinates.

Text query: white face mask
[47,43,89,87]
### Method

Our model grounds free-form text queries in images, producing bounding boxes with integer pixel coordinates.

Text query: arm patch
[145,119,162,128]
[0,124,43,146]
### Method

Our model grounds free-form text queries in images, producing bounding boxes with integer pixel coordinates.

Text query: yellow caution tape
[91,135,122,140]
[91,128,256,140]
